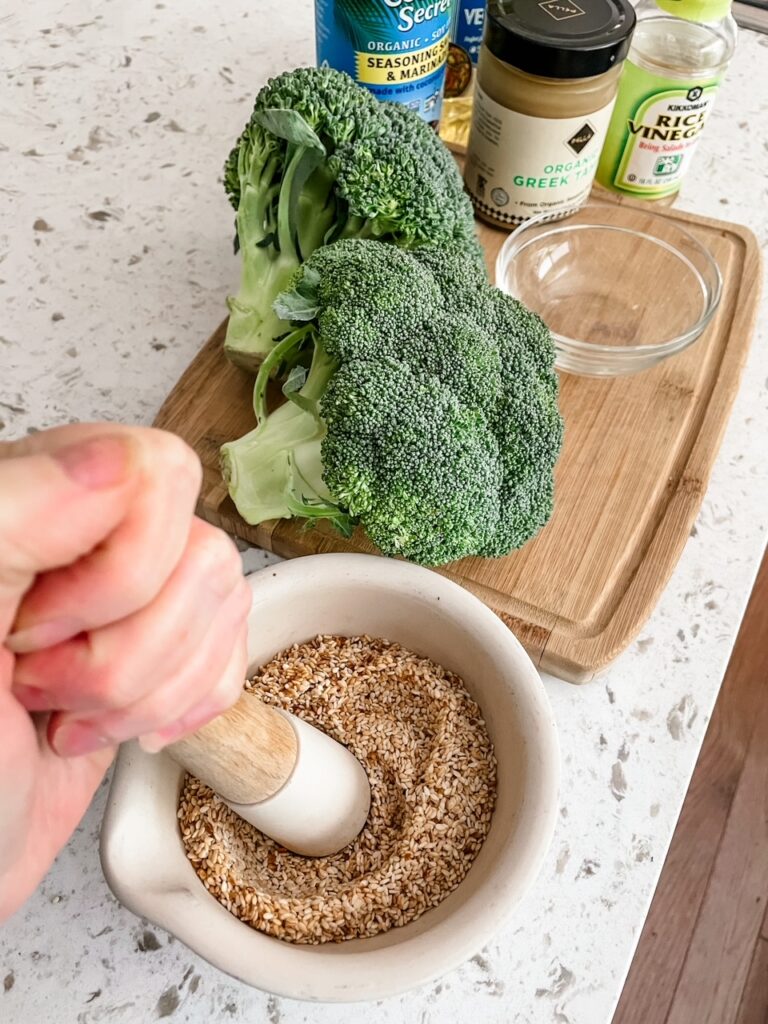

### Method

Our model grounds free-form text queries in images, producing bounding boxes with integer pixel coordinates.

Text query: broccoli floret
[276,240,499,411]
[277,238,442,362]
[223,329,503,565]
[223,67,481,369]
[221,238,563,566]
[416,315,502,416]
[333,103,478,251]
[409,240,489,315]
[478,290,563,556]
[223,68,379,369]
[321,358,502,564]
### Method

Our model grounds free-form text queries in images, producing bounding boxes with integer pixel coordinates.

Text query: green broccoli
[332,102,478,251]
[321,358,502,564]
[220,239,563,566]
[222,66,480,370]
[219,332,352,534]
[479,292,563,556]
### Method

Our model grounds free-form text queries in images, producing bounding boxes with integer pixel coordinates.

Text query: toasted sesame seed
[178,635,496,945]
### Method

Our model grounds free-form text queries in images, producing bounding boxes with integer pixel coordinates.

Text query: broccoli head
[478,290,563,556]
[321,358,502,564]
[332,102,479,251]
[222,67,481,370]
[221,238,564,566]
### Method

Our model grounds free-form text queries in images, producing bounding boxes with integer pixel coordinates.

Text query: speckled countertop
[1,2,767,1022]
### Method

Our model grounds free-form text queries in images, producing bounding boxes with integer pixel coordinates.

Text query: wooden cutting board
[154,200,760,683]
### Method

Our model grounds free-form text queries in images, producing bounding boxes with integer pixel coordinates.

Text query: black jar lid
[484,0,636,80]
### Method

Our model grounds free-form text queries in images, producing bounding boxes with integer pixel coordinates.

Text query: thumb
[0,431,138,640]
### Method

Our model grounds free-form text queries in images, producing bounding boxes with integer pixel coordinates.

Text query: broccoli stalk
[223,115,338,370]
[220,325,352,532]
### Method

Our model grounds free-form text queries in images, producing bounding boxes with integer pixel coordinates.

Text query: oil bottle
[596,0,737,201]
[439,0,486,149]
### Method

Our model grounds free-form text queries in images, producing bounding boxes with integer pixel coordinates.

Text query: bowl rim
[100,553,560,1003]
[495,199,723,362]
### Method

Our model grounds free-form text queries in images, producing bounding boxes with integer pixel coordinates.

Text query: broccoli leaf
[273,266,321,321]
[254,108,326,152]
[282,364,308,396]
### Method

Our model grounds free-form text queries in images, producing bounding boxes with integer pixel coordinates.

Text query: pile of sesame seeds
[178,634,496,944]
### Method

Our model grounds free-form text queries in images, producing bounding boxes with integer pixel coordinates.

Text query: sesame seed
[178,635,496,945]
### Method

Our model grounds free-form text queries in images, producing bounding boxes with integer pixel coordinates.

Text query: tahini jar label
[465,85,617,224]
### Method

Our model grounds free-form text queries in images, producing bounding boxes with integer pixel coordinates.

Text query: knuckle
[210,588,251,650]
[207,639,248,717]
[143,429,202,497]
[233,632,250,679]
[180,448,203,494]
[118,555,158,610]
[158,431,202,489]
[232,579,253,619]
[88,660,134,711]
[214,670,246,716]
[192,523,241,580]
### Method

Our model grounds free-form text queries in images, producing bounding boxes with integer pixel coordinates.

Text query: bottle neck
[635,0,734,20]
[654,0,733,22]
[629,0,737,79]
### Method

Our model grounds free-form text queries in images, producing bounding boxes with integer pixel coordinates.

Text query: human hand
[0,424,251,920]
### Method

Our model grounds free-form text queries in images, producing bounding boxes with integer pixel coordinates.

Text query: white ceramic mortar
[100,553,559,1002]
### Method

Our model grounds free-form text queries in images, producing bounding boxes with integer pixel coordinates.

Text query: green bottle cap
[655,0,732,23]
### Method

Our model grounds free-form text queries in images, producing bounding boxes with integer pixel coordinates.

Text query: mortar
[100,553,559,1002]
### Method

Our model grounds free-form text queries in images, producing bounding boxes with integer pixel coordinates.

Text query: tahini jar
[465,0,636,226]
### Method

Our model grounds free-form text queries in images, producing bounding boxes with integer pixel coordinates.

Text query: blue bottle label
[315,0,455,125]
[453,0,484,63]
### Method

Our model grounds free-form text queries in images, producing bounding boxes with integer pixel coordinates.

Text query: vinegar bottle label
[598,60,722,198]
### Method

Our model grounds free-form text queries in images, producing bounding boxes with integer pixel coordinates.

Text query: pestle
[167,691,371,857]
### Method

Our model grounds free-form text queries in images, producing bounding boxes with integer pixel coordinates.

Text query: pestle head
[225,711,371,857]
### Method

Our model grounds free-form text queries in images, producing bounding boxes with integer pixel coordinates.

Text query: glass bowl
[495,199,723,377]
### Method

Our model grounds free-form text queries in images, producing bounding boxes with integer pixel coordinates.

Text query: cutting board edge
[538,223,763,681]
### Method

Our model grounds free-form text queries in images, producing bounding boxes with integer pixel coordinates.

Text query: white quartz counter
[1,2,767,1021]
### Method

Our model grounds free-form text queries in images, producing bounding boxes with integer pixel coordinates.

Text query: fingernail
[11,684,54,712]
[54,434,134,490]
[50,719,113,758]
[138,723,190,754]
[5,617,84,654]
[138,732,168,754]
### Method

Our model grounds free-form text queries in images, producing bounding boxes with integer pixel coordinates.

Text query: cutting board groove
[154,200,760,683]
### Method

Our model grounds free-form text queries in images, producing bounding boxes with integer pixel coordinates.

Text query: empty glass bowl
[495,199,722,376]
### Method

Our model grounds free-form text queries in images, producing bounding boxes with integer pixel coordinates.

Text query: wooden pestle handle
[167,692,299,805]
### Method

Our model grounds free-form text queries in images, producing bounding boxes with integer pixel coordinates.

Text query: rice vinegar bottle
[596,0,737,202]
